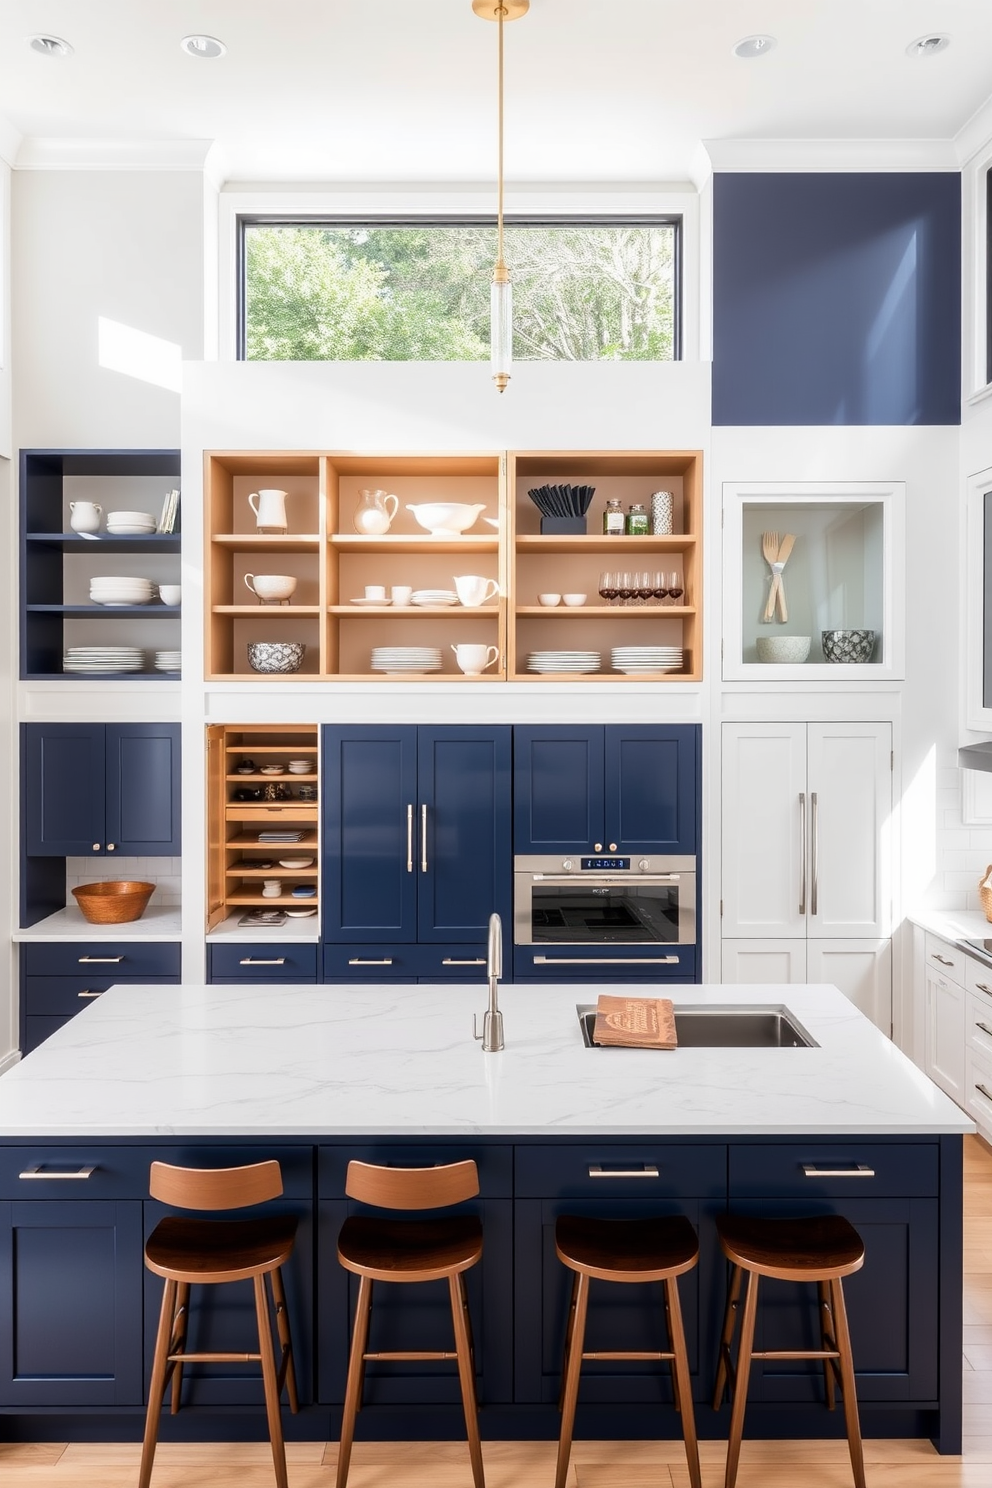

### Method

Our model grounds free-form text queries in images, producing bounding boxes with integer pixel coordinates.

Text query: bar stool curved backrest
[139,1161,299,1488]
[336,1159,484,1488]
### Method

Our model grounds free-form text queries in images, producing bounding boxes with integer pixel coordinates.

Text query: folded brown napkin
[592,994,678,1049]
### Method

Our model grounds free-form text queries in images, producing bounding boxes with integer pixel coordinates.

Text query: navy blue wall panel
[712,172,961,426]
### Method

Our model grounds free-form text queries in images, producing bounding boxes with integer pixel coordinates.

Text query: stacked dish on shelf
[63,646,145,675]
[89,576,155,607]
[611,646,684,674]
[154,649,181,673]
[371,646,443,674]
[106,510,157,536]
[411,589,458,607]
[527,650,601,674]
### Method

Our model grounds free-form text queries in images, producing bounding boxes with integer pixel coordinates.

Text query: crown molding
[14,137,217,172]
[956,93,992,166]
[0,114,23,169]
[703,137,960,173]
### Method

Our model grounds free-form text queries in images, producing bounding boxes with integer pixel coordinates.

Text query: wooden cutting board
[593,994,678,1049]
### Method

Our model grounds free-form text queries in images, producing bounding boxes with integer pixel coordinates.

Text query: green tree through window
[242,222,677,363]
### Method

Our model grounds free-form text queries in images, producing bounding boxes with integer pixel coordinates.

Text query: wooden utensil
[774,533,796,621]
[761,531,781,621]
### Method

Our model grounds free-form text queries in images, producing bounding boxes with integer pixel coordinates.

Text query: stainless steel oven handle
[533,955,680,965]
[530,874,681,884]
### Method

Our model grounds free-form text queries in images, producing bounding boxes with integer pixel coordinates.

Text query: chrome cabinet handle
[78,956,123,964]
[91,842,101,851]
[348,958,394,965]
[19,1165,96,1180]
[810,790,818,917]
[799,791,807,917]
[931,953,954,967]
[533,955,679,965]
[406,804,414,873]
[106,843,116,852]
[977,1083,992,1102]
[588,1164,659,1179]
[421,804,428,873]
[802,1164,875,1178]
[442,958,486,966]
[976,982,992,994]
[239,957,286,966]
[77,990,103,999]
[976,1022,992,1038]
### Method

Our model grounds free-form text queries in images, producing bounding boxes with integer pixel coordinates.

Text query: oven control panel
[580,857,631,871]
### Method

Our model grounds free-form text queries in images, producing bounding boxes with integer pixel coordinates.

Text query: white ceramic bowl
[755,634,811,664]
[247,641,306,674]
[562,593,587,606]
[158,585,181,606]
[405,502,485,536]
[538,593,562,607]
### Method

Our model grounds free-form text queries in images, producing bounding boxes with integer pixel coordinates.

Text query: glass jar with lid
[626,502,649,536]
[603,499,625,536]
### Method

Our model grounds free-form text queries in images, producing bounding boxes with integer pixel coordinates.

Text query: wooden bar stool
[336,1159,485,1488]
[712,1213,866,1488]
[139,1161,299,1488]
[554,1213,702,1488]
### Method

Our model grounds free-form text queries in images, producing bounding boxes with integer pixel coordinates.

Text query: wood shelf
[331,533,498,555]
[515,534,696,555]
[213,605,320,616]
[211,533,320,550]
[515,605,694,617]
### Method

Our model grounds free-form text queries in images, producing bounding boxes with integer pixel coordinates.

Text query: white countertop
[13,905,182,942]
[0,981,971,1139]
[206,913,320,944]
[908,907,992,944]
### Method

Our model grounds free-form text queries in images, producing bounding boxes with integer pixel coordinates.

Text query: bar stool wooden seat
[554,1212,702,1488]
[712,1213,866,1488]
[139,1161,299,1488]
[336,1159,485,1488]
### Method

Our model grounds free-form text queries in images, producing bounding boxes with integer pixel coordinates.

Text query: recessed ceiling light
[180,34,226,60]
[27,34,73,58]
[733,35,776,60]
[906,34,950,58]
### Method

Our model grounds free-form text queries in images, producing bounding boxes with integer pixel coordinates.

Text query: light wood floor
[6,1134,992,1488]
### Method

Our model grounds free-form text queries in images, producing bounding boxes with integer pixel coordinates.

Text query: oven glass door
[529,877,681,945]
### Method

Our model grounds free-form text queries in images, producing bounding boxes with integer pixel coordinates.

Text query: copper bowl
[72,880,156,925]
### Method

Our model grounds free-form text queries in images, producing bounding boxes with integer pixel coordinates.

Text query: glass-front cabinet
[722,481,905,682]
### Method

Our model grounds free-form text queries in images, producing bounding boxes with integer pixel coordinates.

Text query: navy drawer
[728,1143,939,1199]
[318,1143,513,1200]
[209,943,318,980]
[513,946,696,981]
[321,945,432,980]
[22,942,181,977]
[515,1142,725,1200]
[24,975,180,1016]
[24,1015,73,1053]
[0,1144,313,1202]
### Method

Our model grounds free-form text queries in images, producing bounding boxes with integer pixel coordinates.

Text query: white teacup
[159,584,182,606]
[391,585,413,607]
[244,573,297,604]
[454,575,500,608]
[451,643,499,675]
[364,584,387,602]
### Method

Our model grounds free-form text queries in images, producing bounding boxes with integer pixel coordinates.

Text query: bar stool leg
[254,1273,289,1488]
[664,1275,702,1488]
[555,1270,590,1488]
[557,1273,581,1412]
[139,1278,178,1488]
[830,1278,867,1488]
[337,1274,373,1488]
[169,1281,190,1415]
[712,1262,743,1409]
[724,1270,760,1488]
[269,1265,300,1413]
[818,1281,836,1410]
[449,1272,485,1488]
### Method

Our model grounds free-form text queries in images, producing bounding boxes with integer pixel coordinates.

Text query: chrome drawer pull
[802,1164,875,1178]
[976,1022,992,1038]
[977,1083,992,1103]
[348,958,394,966]
[931,953,954,967]
[588,1164,659,1179]
[442,958,486,966]
[19,1165,96,1180]
[239,957,286,966]
[977,983,992,995]
[77,956,123,964]
[77,990,103,999]
[533,955,679,965]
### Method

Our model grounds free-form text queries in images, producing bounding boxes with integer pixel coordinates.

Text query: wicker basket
[71,880,156,925]
[981,866,992,924]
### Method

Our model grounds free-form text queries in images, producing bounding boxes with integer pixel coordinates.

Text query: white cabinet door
[807,723,892,938]
[721,940,807,983]
[925,966,966,1105]
[807,939,892,1034]
[721,724,807,938]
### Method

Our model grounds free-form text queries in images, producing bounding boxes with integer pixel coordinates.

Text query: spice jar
[626,502,649,536]
[603,499,625,536]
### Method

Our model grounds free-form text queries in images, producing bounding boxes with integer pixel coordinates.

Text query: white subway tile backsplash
[65,856,182,905]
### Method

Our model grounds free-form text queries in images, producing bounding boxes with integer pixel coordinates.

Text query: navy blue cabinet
[20,941,181,1053]
[513,725,699,855]
[23,723,181,857]
[322,726,512,959]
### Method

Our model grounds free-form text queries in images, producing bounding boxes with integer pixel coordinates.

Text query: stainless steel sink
[576,1003,818,1049]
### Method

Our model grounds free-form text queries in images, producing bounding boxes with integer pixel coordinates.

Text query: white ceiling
[3,0,992,182]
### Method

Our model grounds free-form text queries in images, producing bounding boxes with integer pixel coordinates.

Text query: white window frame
[962,135,992,404]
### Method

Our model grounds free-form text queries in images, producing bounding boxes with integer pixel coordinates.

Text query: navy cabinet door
[105,724,181,855]
[605,724,699,855]
[513,726,605,853]
[0,1200,144,1406]
[24,724,106,855]
[417,726,512,943]
[323,727,418,943]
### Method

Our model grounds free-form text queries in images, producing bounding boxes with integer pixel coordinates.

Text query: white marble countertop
[13,904,182,942]
[0,981,972,1139]
[908,907,992,945]
[206,913,320,944]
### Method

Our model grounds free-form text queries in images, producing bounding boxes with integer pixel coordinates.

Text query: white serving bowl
[755,634,811,664]
[538,593,562,606]
[562,593,588,606]
[405,502,486,536]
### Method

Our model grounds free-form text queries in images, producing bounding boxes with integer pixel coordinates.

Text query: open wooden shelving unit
[207,724,320,931]
[203,449,701,683]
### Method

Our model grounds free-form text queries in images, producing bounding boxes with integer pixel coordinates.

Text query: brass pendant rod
[496,2,505,269]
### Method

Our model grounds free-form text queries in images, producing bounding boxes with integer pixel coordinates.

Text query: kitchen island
[0,981,971,1449]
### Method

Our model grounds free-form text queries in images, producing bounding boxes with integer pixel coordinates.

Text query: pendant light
[473,0,528,392]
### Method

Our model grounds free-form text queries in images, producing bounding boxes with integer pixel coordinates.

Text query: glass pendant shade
[491,271,512,392]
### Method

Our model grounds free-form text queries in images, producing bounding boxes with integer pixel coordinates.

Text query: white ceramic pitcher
[248,488,288,533]
[69,501,101,535]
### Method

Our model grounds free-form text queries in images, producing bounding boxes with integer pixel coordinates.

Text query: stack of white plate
[154,649,181,672]
[89,575,155,606]
[527,650,601,674]
[63,646,145,675]
[371,646,443,673]
[411,589,458,607]
[611,646,684,674]
[106,510,157,536]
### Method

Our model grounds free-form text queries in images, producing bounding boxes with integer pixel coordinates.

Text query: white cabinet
[925,957,966,1105]
[721,938,892,1033]
[964,956,992,1140]
[721,940,807,985]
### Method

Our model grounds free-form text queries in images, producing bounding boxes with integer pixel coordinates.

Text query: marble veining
[0,982,971,1139]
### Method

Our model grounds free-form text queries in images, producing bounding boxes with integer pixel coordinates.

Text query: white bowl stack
[371,646,442,673]
[611,646,684,674]
[527,650,601,674]
[89,575,155,607]
[411,589,458,607]
[154,649,181,673]
[106,510,158,536]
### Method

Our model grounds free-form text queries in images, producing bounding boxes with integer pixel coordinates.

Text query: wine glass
[636,571,653,604]
[666,570,684,606]
[617,571,634,606]
[598,570,618,605]
[652,570,668,602]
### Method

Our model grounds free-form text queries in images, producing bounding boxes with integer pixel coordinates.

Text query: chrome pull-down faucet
[474,912,504,1052]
